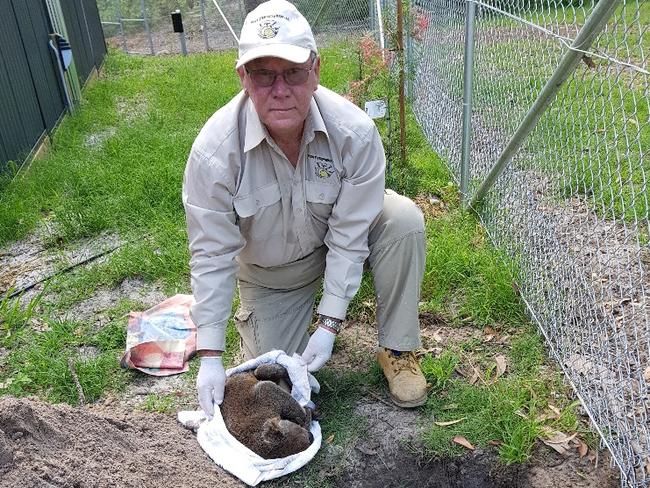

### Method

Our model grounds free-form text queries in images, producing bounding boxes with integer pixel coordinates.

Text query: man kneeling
[184,0,428,418]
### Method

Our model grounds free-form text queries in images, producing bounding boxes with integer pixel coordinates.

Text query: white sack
[178,350,322,486]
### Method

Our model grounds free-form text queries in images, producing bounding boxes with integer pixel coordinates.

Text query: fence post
[117,1,127,53]
[140,0,154,55]
[460,0,477,209]
[405,0,413,100]
[469,0,621,208]
[200,0,210,51]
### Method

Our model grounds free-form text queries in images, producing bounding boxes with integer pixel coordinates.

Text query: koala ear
[261,417,284,445]
[254,364,291,386]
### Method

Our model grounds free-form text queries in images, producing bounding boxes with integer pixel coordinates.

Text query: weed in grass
[421,350,459,391]
[0,289,43,346]
[509,328,545,375]
[140,393,177,414]
[552,399,580,433]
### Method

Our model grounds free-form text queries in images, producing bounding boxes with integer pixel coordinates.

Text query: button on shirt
[182,85,386,351]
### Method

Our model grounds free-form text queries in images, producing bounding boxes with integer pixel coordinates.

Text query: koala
[220,363,313,459]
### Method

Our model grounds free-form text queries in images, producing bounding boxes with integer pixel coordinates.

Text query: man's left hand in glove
[300,315,342,372]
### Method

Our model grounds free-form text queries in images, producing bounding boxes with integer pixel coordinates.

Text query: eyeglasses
[245,56,316,88]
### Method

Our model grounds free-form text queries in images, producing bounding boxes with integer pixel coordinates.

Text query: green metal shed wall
[0,0,106,172]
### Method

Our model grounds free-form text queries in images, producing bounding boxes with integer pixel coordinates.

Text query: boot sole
[389,392,428,408]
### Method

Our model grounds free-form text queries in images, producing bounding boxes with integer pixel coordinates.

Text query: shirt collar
[302,95,329,146]
[243,90,330,153]
[243,97,268,153]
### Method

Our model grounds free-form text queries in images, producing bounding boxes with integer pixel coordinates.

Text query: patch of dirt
[57,276,168,330]
[0,393,620,488]
[84,128,116,150]
[115,96,149,123]
[0,223,123,303]
[0,396,239,488]
[329,319,378,370]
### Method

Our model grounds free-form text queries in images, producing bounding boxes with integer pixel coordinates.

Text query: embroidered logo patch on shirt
[257,20,279,39]
[315,161,334,178]
[308,154,335,179]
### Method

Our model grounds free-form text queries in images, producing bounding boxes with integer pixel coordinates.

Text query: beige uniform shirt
[183,85,386,351]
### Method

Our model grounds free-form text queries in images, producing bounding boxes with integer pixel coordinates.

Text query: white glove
[300,326,336,372]
[196,356,226,419]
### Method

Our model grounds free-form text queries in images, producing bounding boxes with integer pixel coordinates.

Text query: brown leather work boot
[376,348,428,408]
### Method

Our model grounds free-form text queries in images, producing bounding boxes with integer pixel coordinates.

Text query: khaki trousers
[235,189,425,361]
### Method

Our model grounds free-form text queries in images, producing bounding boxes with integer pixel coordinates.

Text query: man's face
[238,55,320,138]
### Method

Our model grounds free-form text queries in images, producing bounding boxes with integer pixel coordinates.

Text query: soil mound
[0,396,239,488]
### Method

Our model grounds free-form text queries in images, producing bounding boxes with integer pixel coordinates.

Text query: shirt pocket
[233,182,282,240]
[305,180,339,224]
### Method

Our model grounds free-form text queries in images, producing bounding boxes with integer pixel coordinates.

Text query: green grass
[0,42,580,471]
[421,211,525,327]
[0,298,140,404]
[140,393,178,414]
[421,350,459,390]
[422,327,575,464]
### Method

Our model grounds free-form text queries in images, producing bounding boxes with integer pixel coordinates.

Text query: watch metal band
[319,315,343,334]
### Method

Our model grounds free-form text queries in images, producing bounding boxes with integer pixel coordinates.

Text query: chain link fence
[410,0,649,486]
[96,0,375,54]
[95,0,648,485]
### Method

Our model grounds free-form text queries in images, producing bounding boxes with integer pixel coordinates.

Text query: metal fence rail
[411,0,649,486]
[95,0,648,485]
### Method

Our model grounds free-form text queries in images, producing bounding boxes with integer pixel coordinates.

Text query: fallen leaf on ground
[325,434,335,444]
[455,364,482,385]
[442,403,459,410]
[540,428,578,455]
[515,409,528,419]
[453,435,474,450]
[537,404,562,422]
[488,440,503,446]
[577,440,588,458]
[434,418,466,427]
[356,444,378,455]
[432,328,444,343]
[483,326,497,342]
[494,355,507,379]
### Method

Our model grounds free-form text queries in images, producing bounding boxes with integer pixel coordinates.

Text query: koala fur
[220,363,313,459]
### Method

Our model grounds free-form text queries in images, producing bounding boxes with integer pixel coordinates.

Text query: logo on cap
[257,20,280,39]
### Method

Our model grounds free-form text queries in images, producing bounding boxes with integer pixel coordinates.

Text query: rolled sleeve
[317,125,385,319]
[183,145,244,351]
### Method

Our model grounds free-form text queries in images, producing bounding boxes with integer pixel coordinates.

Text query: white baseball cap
[236,0,317,69]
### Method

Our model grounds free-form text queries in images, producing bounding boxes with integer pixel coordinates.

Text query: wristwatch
[319,314,343,334]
